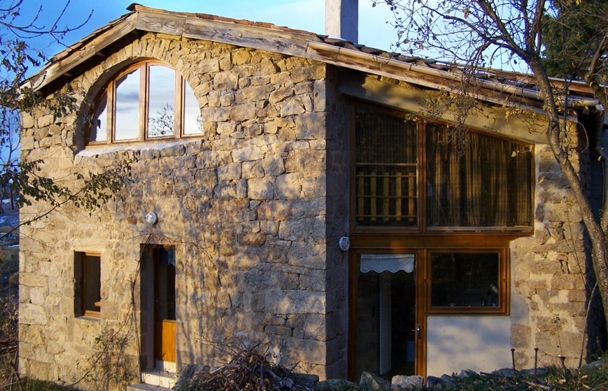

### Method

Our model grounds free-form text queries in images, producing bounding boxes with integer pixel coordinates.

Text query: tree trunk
[545,120,608,329]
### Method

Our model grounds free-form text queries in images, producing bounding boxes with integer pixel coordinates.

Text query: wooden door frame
[140,244,177,372]
[153,245,176,365]
[348,247,426,379]
[347,235,516,379]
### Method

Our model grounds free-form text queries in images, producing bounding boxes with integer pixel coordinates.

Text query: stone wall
[510,143,592,369]
[19,33,347,390]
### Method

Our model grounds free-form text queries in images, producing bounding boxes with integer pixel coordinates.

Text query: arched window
[88,61,201,144]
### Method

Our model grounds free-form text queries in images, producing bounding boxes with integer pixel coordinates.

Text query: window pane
[430,253,499,307]
[426,125,532,227]
[357,253,416,377]
[148,66,175,138]
[83,254,101,314]
[90,92,107,142]
[183,82,202,135]
[115,68,140,140]
[355,107,418,227]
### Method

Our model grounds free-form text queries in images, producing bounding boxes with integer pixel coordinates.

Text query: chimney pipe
[325,0,358,43]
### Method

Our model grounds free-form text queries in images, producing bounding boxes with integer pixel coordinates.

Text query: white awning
[360,254,415,273]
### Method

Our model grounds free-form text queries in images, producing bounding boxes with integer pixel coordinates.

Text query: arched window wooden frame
[87,61,200,144]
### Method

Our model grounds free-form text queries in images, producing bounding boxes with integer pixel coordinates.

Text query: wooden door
[155,319,176,362]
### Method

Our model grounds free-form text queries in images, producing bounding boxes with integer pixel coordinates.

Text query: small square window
[75,252,101,317]
[430,252,502,309]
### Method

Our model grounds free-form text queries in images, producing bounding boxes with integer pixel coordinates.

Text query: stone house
[18,1,606,389]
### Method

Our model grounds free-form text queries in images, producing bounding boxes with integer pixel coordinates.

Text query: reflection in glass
[89,62,203,144]
[184,82,202,135]
[356,253,416,379]
[90,92,107,142]
[115,69,140,140]
[148,66,175,138]
[430,253,499,307]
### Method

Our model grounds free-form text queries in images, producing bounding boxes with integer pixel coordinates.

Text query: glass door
[355,253,417,379]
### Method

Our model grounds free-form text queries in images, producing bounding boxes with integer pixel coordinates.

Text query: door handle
[411,324,421,339]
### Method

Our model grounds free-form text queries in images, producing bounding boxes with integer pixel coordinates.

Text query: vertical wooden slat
[357,171,365,221]
[383,172,389,222]
[371,171,377,221]
[449,137,460,225]
[498,140,508,226]
[408,173,415,223]
[396,172,402,222]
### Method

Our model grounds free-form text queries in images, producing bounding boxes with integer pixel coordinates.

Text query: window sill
[83,310,100,317]
[76,313,101,320]
[76,138,202,157]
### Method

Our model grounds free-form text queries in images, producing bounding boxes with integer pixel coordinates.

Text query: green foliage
[542,0,608,80]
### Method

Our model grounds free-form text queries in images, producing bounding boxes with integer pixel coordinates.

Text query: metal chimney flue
[325,0,358,43]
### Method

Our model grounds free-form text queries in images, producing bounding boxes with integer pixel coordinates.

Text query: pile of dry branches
[176,346,311,391]
[0,296,17,356]
[0,295,19,389]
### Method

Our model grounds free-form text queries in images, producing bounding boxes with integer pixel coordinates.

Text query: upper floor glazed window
[352,103,533,231]
[88,61,201,144]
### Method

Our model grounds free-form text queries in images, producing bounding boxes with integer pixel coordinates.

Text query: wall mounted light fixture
[145,212,158,225]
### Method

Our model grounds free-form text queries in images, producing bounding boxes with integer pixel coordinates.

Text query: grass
[418,363,608,391]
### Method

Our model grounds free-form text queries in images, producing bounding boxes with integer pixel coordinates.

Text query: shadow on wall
[99,129,331,375]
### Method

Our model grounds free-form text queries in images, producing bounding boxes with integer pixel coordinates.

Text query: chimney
[325,0,358,43]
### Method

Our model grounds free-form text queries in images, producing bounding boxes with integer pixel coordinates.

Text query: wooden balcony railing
[356,163,417,226]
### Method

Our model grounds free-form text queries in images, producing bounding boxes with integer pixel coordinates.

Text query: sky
[18,0,402,59]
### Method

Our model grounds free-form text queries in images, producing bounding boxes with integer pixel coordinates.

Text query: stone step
[127,369,178,391]
[127,383,172,391]
[142,369,177,388]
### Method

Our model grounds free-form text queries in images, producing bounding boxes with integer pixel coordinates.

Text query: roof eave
[305,41,600,112]
[26,4,600,118]
[26,12,139,92]
[27,6,323,93]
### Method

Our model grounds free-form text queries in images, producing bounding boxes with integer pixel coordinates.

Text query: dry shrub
[175,344,310,391]
[0,294,19,389]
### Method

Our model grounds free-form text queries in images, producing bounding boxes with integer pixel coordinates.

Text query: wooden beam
[28,15,138,92]
[340,75,552,144]
[308,44,551,109]
[134,11,314,58]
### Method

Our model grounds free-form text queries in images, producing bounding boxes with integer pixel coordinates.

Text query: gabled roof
[28,3,600,112]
